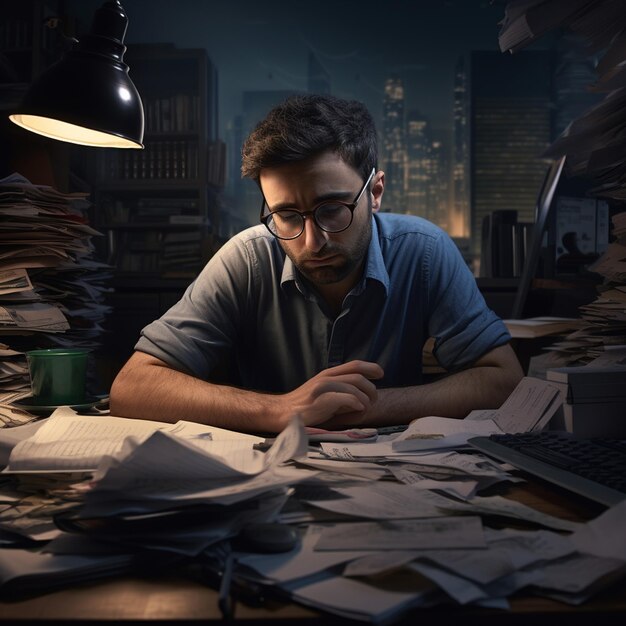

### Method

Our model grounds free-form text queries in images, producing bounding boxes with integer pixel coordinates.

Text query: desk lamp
[9,0,144,149]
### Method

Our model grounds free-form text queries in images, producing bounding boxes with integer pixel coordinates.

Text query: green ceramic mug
[26,348,90,405]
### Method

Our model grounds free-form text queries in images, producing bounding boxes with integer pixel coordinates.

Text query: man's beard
[281,209,373,286]
[296,254,358,285]
[289,219,372,286]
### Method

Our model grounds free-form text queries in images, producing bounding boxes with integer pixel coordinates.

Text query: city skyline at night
[65,1,599,264]
[67,1,508,138]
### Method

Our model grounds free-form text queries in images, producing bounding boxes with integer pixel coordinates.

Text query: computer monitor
[511,155,566,319]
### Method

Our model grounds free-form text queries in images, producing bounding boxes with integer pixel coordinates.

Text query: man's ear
[371,170,385,213]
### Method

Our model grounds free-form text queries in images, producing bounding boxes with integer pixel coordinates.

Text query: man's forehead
[260,155,359,191]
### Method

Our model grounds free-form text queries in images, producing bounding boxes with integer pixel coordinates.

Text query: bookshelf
[94,43,224,282]
[0,0,61,86]
[92,43,224,382]
[0,1,79,190]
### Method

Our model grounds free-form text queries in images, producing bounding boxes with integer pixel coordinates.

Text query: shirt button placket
[327,310,349,367]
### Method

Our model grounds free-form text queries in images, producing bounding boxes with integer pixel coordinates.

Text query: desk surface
[1,573,624,625]
[1,480,625,625]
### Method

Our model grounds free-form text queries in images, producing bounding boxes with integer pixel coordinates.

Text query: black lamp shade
[9,1,144,149]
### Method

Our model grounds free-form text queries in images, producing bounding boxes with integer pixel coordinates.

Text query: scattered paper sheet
[300,482,447,520]
[343,551,424,578]
[287,572,436,624]
[314,516,486,551]
[0,547,134,597]
[467,377,563,432]
[7,409,179,472]
[6,408,265,473]
[534,553,626,596]
[570,499,626,560]
[436,494,581,532]
[0,269,32,296]
[392,416,503,451]
[237,524,371,583]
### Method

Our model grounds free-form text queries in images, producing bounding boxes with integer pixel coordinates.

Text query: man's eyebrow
[268,190,353,212]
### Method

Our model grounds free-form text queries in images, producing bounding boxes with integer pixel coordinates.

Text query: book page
[5,407,262,472]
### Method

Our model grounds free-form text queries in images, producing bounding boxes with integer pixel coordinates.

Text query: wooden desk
[0,481,624,624]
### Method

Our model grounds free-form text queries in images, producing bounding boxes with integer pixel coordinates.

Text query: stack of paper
[503,317,584,339]
[498,1,626,201]
[539,212,626,367]
[498,0,594,54]
[0,343,29,402]
[2,409,313,557]
[0,173,112,409]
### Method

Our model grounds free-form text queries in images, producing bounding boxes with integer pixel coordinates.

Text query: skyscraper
[452,56,470,238]
[469,50,553,262]
[427,136,449,231]
[405,111,430,218]
[381,76,406,212]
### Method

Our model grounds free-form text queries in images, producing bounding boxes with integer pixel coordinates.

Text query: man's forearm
[109,353,284,433]
[365,344,524,426]
[320,344,524,428]
[109,353,384,433]
[368,366,518,425]
[110,345,523,432]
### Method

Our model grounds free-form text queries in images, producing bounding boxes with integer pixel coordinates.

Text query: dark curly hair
[241,94,378,183]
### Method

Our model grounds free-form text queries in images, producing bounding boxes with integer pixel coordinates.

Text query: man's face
[259,152,377,289]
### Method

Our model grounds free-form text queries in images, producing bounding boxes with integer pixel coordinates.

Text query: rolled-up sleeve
[135,235,253,379]
[426,232,510,370]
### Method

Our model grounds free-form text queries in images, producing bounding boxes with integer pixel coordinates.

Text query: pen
[253,439,274,452]
[218,547,235,620]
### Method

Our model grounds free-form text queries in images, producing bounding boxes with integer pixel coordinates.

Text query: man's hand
[277,360,384,429]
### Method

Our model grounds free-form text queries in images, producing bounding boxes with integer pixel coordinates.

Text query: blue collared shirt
[136,213,510,391]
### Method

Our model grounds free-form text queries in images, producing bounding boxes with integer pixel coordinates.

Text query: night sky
[67,0,509,137]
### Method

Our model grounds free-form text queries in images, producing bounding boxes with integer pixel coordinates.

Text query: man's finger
[324,360,384,380]
[299,391,366,426]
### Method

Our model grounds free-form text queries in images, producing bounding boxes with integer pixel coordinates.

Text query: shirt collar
[280,216,389,297]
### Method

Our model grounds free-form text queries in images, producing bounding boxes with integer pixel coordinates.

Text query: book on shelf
[163,230,202,242]
[137,198,199,209]
[115,251,160,274]
[145,94,200,133]
[513,222,533,278]
[168,215,209,226]
[481,210,532,278]
[132,198,203,224]
[103,141,199,181]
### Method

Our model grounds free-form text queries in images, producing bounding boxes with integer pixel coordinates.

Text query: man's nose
[302,216,328,252]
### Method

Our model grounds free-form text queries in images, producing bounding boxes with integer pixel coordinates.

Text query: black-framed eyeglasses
[260,168,376,240]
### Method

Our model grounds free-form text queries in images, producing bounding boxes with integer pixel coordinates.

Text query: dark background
[67,0,510,139]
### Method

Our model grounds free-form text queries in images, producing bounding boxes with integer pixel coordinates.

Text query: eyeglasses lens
[268,204,352,239]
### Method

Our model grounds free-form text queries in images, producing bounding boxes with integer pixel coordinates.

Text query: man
[110,94,523,432]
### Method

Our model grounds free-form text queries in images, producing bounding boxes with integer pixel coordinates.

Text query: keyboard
[468,431,626,507]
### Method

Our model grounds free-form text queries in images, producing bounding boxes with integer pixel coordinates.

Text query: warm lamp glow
[9,114,142,148]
